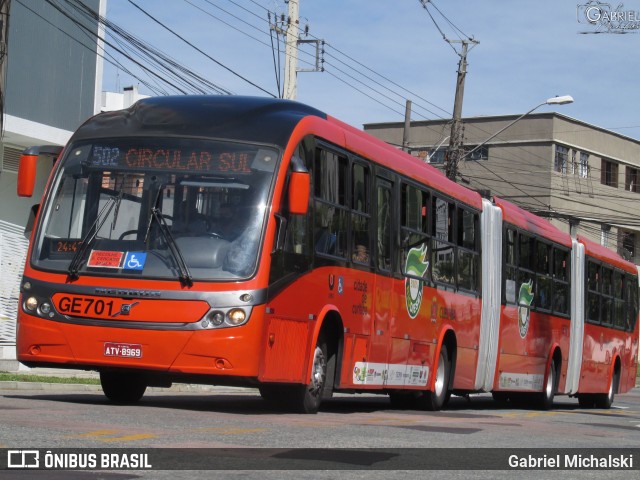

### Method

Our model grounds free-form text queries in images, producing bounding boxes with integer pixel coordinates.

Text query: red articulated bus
[16,96,639,413]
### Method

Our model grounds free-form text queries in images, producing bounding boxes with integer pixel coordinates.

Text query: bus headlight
[25,296,38,311]
[209,311,225,326]
[227,309,247,326]
[199,307,251,329]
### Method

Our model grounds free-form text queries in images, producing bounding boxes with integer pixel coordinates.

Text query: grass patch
[0,372,99,385]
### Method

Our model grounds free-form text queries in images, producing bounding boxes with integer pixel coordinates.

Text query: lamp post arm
[461,102,546,162]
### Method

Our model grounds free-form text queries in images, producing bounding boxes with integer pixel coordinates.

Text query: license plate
[104,342,142,358]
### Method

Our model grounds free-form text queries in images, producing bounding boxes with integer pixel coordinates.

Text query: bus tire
[258,385,284,404]
[418,344,451,411]
[594,371,618,409]
[491,391,510,406]
[537,361,557,410]
[100,371,147,404]
[577,393,595,408]
[293,337,328,414]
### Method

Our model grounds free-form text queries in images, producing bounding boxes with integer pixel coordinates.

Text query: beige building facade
[364,113,640,265]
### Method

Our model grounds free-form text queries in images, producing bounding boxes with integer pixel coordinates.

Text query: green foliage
[0,372,99,384]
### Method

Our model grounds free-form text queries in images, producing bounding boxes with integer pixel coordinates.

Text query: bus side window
[516,233,535,306]
[400,183,430,280]
[376,179,392,271]
[314,148,348,258]
[601,267,614,325]
[457,207,479,292]
[536,241,552,311]
[431,196,455,286]
[613,271,626,329]
[586,261,601,324]
[351,163,370,265]
[552,248,569,315]
[626,274,639,331]
[504,228,517,304]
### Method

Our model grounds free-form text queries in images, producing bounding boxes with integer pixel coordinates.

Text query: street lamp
[460,95,574,163]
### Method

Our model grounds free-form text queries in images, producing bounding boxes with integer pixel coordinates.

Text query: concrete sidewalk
[0,358,254,394]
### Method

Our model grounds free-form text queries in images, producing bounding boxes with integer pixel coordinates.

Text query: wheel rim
[545,368,554,398]
[309,346,326,396]
[434,353,446,397]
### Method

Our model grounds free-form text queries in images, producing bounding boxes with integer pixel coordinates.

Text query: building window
[464,145,488,161]
[427,148,446,164]
[601,159,618,188]
[625,166,639,193]
[554,145,568,175]
[620,230,635,261]
[579,152,589,178]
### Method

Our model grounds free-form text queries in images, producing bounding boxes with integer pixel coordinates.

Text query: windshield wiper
[147,207,193,287]
[67,193,122,279]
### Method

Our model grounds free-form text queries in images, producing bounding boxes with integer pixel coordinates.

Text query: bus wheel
[537,361,557,410]
[594,371,618,409]
[100,371,147,404]
[418,344,451,411]
[258,385,284,404]
[294,338,328,414]
[577,394,595,408]
[491,391,510,406]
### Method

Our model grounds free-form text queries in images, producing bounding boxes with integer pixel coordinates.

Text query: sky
[102,0,640,141]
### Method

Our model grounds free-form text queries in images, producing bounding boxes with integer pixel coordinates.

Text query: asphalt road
[0,383,638,479]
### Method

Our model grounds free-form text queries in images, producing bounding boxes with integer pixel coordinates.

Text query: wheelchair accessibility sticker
[123,252,147,270]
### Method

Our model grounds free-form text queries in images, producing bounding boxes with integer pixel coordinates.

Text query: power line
[128,0,272,97]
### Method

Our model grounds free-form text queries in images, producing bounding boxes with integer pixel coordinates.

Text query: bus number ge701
[56,295,116,317]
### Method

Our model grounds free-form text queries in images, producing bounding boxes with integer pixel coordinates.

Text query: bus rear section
[575,235,639,408]
[487,198,639,409]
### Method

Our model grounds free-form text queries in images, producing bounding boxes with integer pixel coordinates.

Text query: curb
[0,380,256,394]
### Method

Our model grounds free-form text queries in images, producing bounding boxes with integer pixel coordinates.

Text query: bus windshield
[32,137,280,281]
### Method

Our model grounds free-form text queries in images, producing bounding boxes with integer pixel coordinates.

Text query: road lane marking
[193,427,267,435]
[99,433,157,442]
[67,429,120,438]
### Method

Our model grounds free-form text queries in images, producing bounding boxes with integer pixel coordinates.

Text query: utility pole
[445,38,478,181]
[283,0,299,100]
[270,1,324,99]
[402,99,412,152]
[0,0,10,137]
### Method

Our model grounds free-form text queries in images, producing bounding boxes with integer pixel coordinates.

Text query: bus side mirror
[288,171,310,215]
[17,153,38,197]
[17,145,63,197]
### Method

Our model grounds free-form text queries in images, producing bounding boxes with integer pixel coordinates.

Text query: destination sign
[87,144,266,174]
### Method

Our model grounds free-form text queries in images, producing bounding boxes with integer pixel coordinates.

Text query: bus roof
[578,235,638,274]
[73,96,327,147]
[493,197,572,247]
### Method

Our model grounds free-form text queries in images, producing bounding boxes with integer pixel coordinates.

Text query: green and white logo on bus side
[518,279,534,338]
[404,244,429,319]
